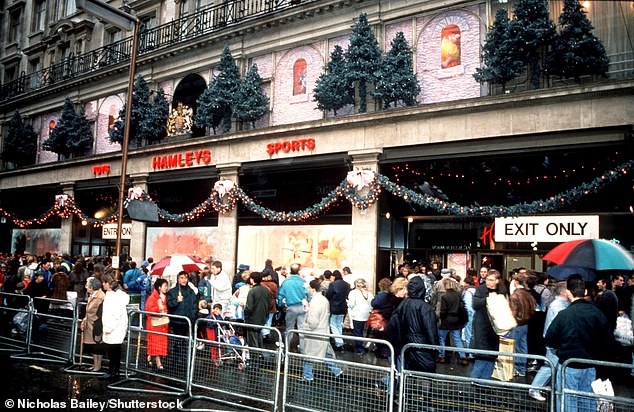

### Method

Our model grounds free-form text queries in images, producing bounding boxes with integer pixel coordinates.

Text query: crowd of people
[0,251,633,409]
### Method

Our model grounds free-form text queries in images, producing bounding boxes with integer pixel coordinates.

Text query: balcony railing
[0,0,310,102]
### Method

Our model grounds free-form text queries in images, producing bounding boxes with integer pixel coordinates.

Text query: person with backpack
[123,262,142,294]
[137,267,152,311]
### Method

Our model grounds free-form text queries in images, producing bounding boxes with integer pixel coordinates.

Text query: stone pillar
[348,149,382,293]
[129,173,149,263]
[59,182,75,255]
[216,163,240,278]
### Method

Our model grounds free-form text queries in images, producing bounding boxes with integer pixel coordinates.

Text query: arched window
[293,59,307,95]
[441,25,461,68]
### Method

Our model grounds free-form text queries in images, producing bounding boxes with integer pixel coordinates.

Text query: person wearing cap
[431,268,459,320]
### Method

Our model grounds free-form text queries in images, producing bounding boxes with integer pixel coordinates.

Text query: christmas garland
[2,159,631,227]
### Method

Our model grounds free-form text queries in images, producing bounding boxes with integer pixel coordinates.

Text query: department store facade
[1,0,632,288]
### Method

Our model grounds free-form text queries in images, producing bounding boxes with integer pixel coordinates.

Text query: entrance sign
[102,223,132,240]
[494,215,599,242]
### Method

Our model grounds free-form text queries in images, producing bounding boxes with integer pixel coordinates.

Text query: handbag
[486,293,517,336]
[366,309,387,332]
[151,315,170,327]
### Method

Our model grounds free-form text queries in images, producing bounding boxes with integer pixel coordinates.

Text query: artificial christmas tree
[473,9,525,92]
[2,109,37,168]
[545,0,609,83]
[109,76,168,147]
[195,45,241,134]
[345,13,382,113]
[146,88,170,144]
[43,97,93,159]
[374,32,420,109]
[508,0,556,89]
[313,45,354,116]
[234,64,269,129]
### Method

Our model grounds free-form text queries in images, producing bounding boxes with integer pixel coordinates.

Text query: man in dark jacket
[470,269,506,380]
[244,271,271,350]
[386,276,439,372]
[325,270,350,351]
[167,271,198,336]
[545,274,610,412]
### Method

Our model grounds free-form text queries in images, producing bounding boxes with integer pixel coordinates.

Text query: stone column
[216,163,240,278]
[348,149,382,293]
[129,173,149,263]
[59,182,75,255]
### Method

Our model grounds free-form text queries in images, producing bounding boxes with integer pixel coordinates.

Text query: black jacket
[439,289,466,330]
[245,284,271,325]
[326,279,350,315]
[545,299,610,364]
[386,277,439,372]
[470,284,500,359]
[166,283,198,327]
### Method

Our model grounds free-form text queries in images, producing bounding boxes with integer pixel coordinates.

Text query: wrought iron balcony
[0,0,311,102]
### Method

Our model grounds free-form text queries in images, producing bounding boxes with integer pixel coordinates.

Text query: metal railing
[398,343,556,412]
[181,318,284,412]
[107,310,193,396]
[560,358,634,412]
[0,292,33,353]
[11,296,79,364]
[0,0,313,102]
[6,303,634,412]
[282,329,396,412]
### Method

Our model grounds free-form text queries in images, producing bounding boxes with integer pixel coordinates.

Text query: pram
[216,321,249,369]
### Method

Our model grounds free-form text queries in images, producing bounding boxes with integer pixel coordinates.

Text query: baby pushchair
[216,322,249,369]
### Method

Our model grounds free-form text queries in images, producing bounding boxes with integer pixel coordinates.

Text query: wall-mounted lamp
[385,212,391,219]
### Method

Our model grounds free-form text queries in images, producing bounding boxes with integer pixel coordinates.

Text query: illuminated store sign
[152,149,211,170]
[92,164,110,175]
[266,138,315,155]
[494,215,599,242]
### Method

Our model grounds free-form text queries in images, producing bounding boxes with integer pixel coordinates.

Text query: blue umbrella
[547,265,596,281]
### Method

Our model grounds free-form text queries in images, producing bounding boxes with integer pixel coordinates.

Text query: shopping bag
[492,337,514,381]
[151,315,170,327]
[614,314,633,346]
[591,378,614,412]
[486,293,517,336]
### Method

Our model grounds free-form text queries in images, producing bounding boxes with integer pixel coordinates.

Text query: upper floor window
[32,0,47,33]
[179,0,194,17]
[293,59,307,95]
[4,65,18,84]
[8,9,22,44]
[197,0,213,10]
[58,0,77,19]
[29,59,42,88]
[441,24,461,69]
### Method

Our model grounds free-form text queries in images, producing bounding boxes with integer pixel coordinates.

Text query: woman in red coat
[145,278,169,369]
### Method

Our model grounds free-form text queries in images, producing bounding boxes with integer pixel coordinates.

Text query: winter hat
[441,268,452,277]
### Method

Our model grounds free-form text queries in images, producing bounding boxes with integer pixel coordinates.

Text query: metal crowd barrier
[0,292,32,353]
[398,344,556,412]
[180,318,284,412]
[560,358,634,412]
[282,329,395,412]
[11,296,78,364]
[108,309,193,395]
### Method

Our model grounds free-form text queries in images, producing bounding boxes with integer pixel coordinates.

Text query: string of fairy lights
[1,159,631,227]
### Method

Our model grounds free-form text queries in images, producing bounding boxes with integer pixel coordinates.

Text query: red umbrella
[150,255,207,278]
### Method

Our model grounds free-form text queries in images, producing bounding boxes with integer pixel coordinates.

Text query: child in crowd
[206,303,224,363]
